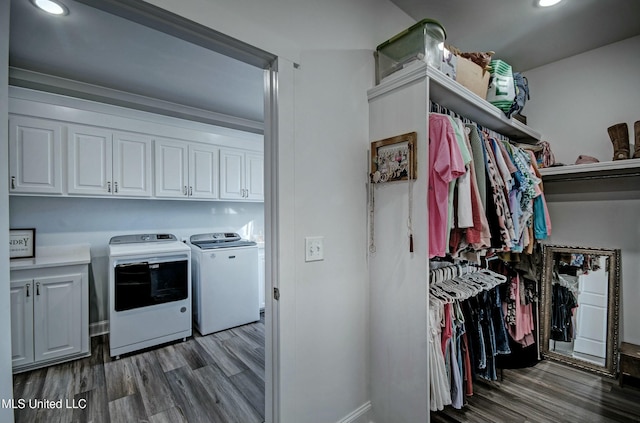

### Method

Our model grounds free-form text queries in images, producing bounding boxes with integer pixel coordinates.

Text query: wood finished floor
[431,360,640,423]
[13,316,265,423]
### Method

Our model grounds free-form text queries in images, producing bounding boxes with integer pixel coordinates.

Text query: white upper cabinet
[8,115,63,195]
[154,138,188,198]
[189,143,220,199]
[9,94,263,201]
[245,152,265,200]
[113,132,154,197]
[155,138,219,199]
[220,148,264,201]
[67,125,152,197]
[67,125,112,196]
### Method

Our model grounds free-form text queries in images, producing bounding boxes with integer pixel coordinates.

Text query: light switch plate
[305,236,324,262]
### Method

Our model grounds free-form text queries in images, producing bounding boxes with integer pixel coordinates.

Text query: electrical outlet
[305,236,324,262]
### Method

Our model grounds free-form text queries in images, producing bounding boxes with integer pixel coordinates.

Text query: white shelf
[539,158,640,181]
[368,62,541,144]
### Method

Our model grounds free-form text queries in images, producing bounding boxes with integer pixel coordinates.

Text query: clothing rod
[543,172,640,182]
[429,100,513,143]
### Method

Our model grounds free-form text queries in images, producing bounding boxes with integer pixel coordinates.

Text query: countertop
[10,243,91,270]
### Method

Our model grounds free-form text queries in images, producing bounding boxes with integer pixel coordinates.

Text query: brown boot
[608,123,629,160]
[634,121,640,159]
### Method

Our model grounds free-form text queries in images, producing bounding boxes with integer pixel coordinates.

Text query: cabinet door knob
[183,186,188,196]
[26,283,30,297]
[36,282,40,296]
[11,176,16,190]
[189,186,193,196]
[107,182,112,193]
[114,182,118,193]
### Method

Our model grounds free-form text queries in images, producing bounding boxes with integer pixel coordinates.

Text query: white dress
[429,298,452,411]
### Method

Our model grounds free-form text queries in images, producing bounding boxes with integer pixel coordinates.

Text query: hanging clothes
[428,114,466,258]
[551,283,578,342]
[429,300,452,411]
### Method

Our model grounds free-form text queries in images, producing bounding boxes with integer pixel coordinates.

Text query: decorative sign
[370,132,417,183]
[9,228,36,259]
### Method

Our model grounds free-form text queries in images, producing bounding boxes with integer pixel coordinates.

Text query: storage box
[375,18,446,83]
[455,56,490,99]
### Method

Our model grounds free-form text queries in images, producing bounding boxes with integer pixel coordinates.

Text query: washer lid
[190,232,256,249]
[192,240,257,250]
[190,232,241,243]
[109,233,177,244]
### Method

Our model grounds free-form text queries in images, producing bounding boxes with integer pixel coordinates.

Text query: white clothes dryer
[108,233,191,357]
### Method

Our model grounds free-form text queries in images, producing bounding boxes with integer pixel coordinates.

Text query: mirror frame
[540,245,621,377]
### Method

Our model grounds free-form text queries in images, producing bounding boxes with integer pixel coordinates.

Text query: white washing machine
[189,232,259,335]
[108,233,191,357]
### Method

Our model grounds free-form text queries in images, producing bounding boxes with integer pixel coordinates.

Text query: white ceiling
[9,0,265,126]
[9,0,640,129]
[388,0,640,71]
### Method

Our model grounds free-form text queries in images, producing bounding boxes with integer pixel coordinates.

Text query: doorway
[7,0,280,421]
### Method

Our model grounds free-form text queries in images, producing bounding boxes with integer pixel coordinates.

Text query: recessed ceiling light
[538,0,563,7]
[30,0,69,16]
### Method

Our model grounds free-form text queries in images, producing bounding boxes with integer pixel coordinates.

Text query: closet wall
[525,35,640,164]
[525,35,640,345]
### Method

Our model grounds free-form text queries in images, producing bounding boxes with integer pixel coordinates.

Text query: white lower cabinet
[10,262,89,373]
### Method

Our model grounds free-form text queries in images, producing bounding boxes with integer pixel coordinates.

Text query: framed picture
[9,228,36,259]
[370,132,417,183]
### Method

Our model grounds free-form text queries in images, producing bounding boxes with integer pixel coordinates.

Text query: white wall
[0,0,16,421]
[525,37,640,345]
[525,35,640,164]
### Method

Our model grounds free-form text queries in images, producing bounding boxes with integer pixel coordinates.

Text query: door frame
[8,0,283,421]
[1,0,14,422]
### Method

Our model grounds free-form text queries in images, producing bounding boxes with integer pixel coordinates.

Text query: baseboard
[90,320,109,337]
[336,401,372,423]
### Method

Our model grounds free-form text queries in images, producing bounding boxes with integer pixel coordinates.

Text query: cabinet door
[8,116,63,195]
[10,280,34,368]
[68,125,113,196]
[113,132,153,197]
[219,149,245,200]
[189,144,219,199]
[245,152,264,200]
[33,274,83,363]
[154,138,189,198]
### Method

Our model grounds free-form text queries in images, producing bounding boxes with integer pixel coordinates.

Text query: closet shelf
[539,158,640,182]
[368,62,542,144]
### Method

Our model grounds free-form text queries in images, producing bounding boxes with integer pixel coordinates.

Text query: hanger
[430,284,455,303]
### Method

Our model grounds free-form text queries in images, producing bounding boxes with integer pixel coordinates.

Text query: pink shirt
[429,114,466,258]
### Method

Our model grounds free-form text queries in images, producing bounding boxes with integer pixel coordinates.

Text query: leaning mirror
[540,245,621,377]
